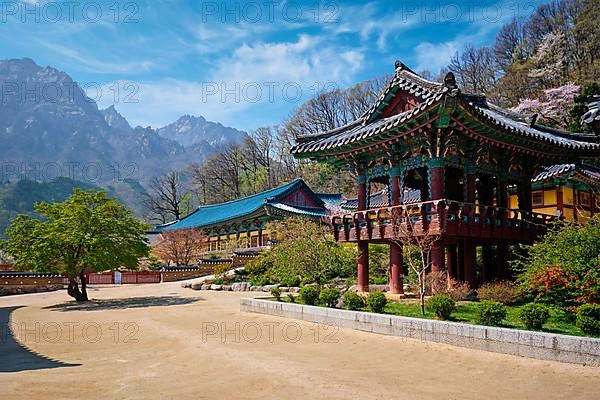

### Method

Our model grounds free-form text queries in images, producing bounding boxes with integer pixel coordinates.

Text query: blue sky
[2,0,546,130]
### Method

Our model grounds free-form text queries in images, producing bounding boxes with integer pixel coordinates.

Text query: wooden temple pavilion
[291,61,600,293]
[153,178,341,252]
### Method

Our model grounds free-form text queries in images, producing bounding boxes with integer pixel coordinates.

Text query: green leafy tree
[5,190,149,302]
[245,218,355,286]
[514,217,600,311]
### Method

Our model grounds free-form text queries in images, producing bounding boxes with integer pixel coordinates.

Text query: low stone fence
[241,297,600,366]
[161,268,211,282]
[232,254,258,268]
[1,273,64,296]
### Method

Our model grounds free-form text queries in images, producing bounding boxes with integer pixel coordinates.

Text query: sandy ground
[0,283,598,400]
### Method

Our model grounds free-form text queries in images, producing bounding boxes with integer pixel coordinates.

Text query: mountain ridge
[0,58,247,186]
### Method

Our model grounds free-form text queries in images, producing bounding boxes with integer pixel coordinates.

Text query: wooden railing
[329,199,557,242]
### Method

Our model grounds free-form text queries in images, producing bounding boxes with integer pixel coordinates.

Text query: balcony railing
[329,199,557,242]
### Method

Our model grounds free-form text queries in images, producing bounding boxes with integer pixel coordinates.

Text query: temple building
[342,163,600,222]
[291,61,600,292]
[513,163,599,221]
[153,178,341,253]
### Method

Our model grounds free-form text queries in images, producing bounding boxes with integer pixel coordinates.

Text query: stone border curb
[241,297,600,366]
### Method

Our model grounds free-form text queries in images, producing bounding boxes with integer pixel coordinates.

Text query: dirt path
[0,283,598,400]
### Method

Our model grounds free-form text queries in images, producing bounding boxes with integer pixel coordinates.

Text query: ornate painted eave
[291,63,600,161]
[291,93,443,157]
[363,61,444,123]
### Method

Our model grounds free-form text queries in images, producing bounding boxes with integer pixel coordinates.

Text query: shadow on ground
[0,306,81,372]
[43,296,202,312]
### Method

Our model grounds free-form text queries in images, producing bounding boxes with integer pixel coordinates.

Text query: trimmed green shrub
[320,288,341,308]
[576,304,600,336]
[477,281,521,304]
[342,291,364,311]
[270,287,282,301]
[299,286,320,305]
[286,293,296,303]
[427,294,456,320]
[366,292,387,313]
[518,303,550,330]
[476,300,507,326]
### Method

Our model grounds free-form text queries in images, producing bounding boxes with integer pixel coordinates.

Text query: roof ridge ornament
[444,72,458,91]
[528,113,538,127]
[395,60,407,71]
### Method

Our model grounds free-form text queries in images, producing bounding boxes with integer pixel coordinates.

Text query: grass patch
[384,302,586,337]
[269,297,587,337]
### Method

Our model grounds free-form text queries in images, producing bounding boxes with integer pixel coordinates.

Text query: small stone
[222,285,232,291]
[210,284,223,291]
[201,284,211,290]
[191,282,203,290]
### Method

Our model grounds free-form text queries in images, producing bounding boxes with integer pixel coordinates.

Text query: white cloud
[413,41,459,73]
[100,34,366,128]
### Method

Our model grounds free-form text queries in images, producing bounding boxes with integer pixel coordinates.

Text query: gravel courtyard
[0,282,598,400]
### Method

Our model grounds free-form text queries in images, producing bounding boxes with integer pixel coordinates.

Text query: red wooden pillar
[431,242,445,272]
[556,187,564,217]
[430,165,445,200]
[357,173,369,292]
[358,175,367,211]
[358,241,369,292]
[517,180,533,213]
[391,173,401,205]
[389,168,404,294]
[430,162,445,272]
[494,178,509,281]
[460,168,477,286]
[389,242,403,294]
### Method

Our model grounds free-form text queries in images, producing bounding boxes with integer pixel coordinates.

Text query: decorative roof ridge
[361,60,445,124]
[461,97,600,150]
[197,178,303,209]
[395,60,443,91]
[481,101,598,142]
[295,119,363,142]
[531,123,599,143]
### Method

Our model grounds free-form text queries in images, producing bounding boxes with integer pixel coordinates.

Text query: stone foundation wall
[241,297,600,366]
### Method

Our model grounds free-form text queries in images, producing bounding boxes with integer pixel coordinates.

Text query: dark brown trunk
[66,274,89,302]
[78,271,89,302]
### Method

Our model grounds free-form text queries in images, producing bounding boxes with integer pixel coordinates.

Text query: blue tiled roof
[154,179,328,232]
